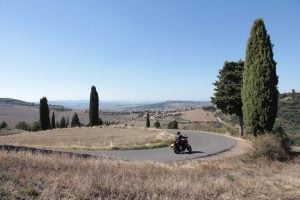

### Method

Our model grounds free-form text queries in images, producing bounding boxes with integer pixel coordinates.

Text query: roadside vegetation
[0,151,299,200]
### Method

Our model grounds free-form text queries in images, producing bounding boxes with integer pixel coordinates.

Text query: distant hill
[49,100,156,110]
[48,100,211,111]
[0,98,71,112]
[0,98,35,106]
[124,100,212,111]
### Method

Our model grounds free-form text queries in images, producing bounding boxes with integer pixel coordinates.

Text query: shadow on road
[185,150,203,154]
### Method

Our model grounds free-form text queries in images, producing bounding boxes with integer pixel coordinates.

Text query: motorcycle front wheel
[174,147,180,154]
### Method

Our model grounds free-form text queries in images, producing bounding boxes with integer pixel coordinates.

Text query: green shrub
[15,121,30,131]
[0,121,8,129]
[272,127,292,153]
[31,121,41,132]
[167,120,178,129]
[252,130,291,161]
[290,134,300,146]
[59,117,66,128]
[154,121,161,129]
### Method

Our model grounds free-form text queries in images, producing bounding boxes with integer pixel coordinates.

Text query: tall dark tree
[39,97,50,130]
[71,112,81,127]
[211,60,244,136]
[146,112,150,128]
[241,19,278,135]
[51,112,55,129]
[89,86,99,126]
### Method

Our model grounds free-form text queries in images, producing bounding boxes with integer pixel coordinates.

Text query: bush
[59,117,67,128]
[272,127,292,153]
[71,113,81,127]
[15,121,30,131]
[154,121,161,129]
[31,121,41,132]
[290,134,300,146]
[167,120,178,129]
[0,121,8,129]
[252,130,291,161]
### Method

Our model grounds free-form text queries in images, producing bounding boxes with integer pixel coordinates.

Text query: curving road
[64,130,237,162]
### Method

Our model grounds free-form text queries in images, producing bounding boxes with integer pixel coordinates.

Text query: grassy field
[0,127,175,150]
[0,151,299,199]
[128,108,217,129]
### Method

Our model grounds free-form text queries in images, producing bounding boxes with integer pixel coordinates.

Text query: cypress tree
[39,97,50,130]
[241,19,278,135]
[51,112,55,129]
[146,112,150,128]
[89,86,99,126]
[211,60,244,136]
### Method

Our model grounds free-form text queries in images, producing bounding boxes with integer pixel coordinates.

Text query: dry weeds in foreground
[0,127,174,150]
[0,152,299,199]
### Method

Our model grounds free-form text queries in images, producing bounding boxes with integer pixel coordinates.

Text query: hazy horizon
[1,1,299,102]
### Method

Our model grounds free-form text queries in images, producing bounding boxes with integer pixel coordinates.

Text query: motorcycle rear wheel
[187,145,192,153]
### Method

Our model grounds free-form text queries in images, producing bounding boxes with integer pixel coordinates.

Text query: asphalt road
[66,131,237,162]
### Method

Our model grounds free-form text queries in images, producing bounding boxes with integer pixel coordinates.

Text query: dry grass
[180,108,217,122]
[0,151,299,199]
[292,146,300,152]
[180,121,239,136]
[0,127,175,150]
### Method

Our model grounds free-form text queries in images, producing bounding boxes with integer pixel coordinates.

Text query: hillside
[0,98,35,106]
[275,91,300,134]
[0,98,71,127]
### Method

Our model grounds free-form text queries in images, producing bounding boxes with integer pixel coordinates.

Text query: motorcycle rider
[176,131,187,146]
[172,131,192,154]
[176,131,184,141]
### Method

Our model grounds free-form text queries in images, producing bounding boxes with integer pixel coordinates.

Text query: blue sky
[0,0,299,102]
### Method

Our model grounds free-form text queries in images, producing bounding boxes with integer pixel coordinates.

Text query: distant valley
[0,98,211,127]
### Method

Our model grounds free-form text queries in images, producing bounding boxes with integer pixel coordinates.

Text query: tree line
[1,86,103,132]
[211,19,278,137]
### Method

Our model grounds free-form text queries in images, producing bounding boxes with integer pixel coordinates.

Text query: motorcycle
[170,136,192,154]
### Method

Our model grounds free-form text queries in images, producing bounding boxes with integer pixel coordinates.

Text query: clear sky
[0,0,299,102]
